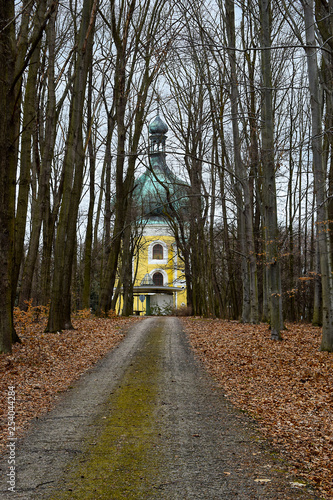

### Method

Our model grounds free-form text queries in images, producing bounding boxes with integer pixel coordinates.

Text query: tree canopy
[1,0,333,352]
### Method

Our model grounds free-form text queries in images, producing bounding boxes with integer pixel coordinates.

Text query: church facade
[119,113,187,315]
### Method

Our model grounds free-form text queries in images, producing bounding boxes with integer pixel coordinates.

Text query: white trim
[143,223,173,237]
[148,240,168,265]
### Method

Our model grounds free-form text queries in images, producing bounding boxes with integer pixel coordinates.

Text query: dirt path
[0,318,321,499]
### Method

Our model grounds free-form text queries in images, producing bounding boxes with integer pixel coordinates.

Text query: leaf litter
[182,318,333,500]
[1,312,332,499]
[0,308,139,458]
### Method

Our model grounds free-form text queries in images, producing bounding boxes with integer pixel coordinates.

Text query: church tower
[129,113,187,315]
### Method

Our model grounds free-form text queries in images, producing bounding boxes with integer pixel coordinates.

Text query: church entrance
[150,293,173,314]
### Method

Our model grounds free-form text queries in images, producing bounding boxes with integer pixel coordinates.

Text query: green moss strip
[50,325,165,499]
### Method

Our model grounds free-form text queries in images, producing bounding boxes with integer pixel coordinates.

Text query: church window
[152,243,163,260]
[153,272,163,286]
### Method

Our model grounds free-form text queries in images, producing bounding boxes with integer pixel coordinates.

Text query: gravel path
[0,317,321,499]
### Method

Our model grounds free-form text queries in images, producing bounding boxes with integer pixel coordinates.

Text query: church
[120,113,187,315]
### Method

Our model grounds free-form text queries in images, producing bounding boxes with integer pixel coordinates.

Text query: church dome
[134,160,189,219]
[149,115,168,135]
[133,113,189,221]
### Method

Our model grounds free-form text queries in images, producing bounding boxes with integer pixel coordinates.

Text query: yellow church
[120,113,187,315]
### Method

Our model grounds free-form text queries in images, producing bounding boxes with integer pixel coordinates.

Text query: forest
[1,0,333,353]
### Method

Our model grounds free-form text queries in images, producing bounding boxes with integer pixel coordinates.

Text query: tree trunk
[40,199,57,305]
[97,103,127,314]
[121,219,134,316]
[13,0,47,306]
[46,0,98,332]
[82,66,96,310]
[303,0,333,350]
[260,0,283,339]
[312,238,322,326]
[98,0,160,314]
[97,19,128,315]
[19,5,57,307]
[0,1,17,353]
[225,0,251,322]
[244,25,260,324]
[103,110,115,264]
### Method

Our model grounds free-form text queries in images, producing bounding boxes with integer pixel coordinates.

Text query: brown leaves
[182,319,333,500]
[0,312,139,456]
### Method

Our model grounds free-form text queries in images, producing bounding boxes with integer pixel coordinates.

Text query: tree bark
[98,0,167,314]
[82,65,96,310]
[225,0,259,323]
[13,0,47,306]
[0,1,17,353]
[312,238,322,325]
[46,0,98,332]
[19,1,57,308]
[302,0,333,350]
[259,0,283,339]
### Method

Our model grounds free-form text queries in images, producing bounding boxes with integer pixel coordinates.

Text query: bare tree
[97,0,173,315]
[0,1,19,353]
[18,1,61,308]
[301,0,333,351]
[46,0,98,332]
[259,0,283,339]
[0,0,57,352]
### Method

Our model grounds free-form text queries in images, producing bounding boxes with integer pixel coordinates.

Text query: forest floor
[182,318,333,500]
[0,309,139,457]
[0,311,331,498]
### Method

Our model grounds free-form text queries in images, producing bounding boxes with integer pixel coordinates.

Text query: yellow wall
[117,231,187,315]
[134,235,174,284]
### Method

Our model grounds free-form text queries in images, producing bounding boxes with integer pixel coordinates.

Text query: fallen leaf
[183,318,333,500]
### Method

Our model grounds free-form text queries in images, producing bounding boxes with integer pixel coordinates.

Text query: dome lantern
[149,114,168,154]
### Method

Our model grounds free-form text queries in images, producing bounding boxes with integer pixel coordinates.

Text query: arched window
[148,241,168,264]
[153,272,163,286]
[152,243,163,260]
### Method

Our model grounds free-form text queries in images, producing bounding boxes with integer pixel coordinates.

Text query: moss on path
[51,323,166,499]
[0,317,322,499]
